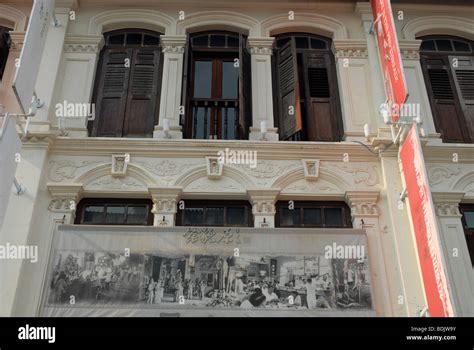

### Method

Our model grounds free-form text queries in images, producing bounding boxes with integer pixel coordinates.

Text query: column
[345,191,392,316]
[398,40,438,138]
[380,153,427,316]
[54,35,104,137]
[355,2,387,131]
[154,35,186,139]
[432,192,474,316]
[247,38,278,141]
[247,189,279,228]
[149,187,182,226]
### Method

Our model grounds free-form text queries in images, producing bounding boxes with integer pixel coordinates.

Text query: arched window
[182,31,251,140]
[90,29,163,137]
[420,35,474,143]
[0,25,12,80]
[272,33,343,142]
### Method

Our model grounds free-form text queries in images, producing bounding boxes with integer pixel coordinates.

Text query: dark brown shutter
[276,38,302,140]
[182,37,192,135]
[122,48,161,137]
[238,34,252,140]
[421,55,469,143]
[92,48,132,137]
[302,53,342,141]
[449,55,474,142]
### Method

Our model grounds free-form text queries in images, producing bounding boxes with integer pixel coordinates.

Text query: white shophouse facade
[0,0,473,317]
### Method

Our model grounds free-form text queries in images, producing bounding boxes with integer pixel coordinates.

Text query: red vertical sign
[400,125,454,317]
[371,0,408,122]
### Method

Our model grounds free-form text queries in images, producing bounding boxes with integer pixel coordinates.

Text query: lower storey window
[177,200,252,227]
[460,204,474,266]
[276,201,352,228]
[75,199,153,225]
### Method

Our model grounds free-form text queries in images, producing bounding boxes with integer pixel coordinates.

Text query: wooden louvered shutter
[182,37,192,134]
[92,48,132,137]
[238,34,252,140]
[421,55,469,143]
[276,39,302,140]
[123,48,161,137]
[302,53,342,141]
[449,56,474,142]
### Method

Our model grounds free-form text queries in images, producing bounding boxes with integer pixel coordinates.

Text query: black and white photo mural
[41,226,374,317]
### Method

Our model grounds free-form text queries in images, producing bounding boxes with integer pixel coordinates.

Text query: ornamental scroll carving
[428,165,461,186]
[48,160,103,182]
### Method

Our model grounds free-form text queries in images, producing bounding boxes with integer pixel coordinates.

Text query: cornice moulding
[431,192,465,204]
[49,138,381,162]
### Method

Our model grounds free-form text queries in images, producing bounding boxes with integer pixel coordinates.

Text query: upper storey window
[182,31,251,140]
[0,25,11,80]
[420,36,474,143]
[273,33,343,142]
[89,29,163,138]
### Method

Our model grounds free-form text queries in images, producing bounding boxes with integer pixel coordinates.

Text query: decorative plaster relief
[232,160,300,179]
[48,197,76,212]
[350,203,379,217]
[87,175,145,191]
[435,203,462,218]
[48,160,103,182]
[326,163,379,187]
[206,156,223,179]
[111,154,129,177]
[282,178,339,194]
[135,159,201,177]
[252,200,276,215]
[428,165,462,187]
[152,199,177,214]
[185,177,243,193]
[302,159,320,180]
[335,49,368,58]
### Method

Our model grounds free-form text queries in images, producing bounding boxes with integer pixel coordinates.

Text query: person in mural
[288,291,302,307]
[240,288,266,309]
[262,284,278,305]
[176,280,184,303]
[315,274,332,308]
[305,277,317,309]
[234,273,246,295]
[154,280,161,304]
[147,278,155,304]
[187,279,194,300]
[200,280,206,300]
[52,272,68,304]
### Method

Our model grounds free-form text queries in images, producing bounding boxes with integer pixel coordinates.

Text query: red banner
[400,125,454,317]
[371,0,408,122]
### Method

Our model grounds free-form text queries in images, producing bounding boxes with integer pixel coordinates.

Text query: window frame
[275,201,352,228]
[419,35,474,144]
[459,203,474,266]
[272,33,343,142]
[176,200,253,227]
[89,29,164,138]
[74,198,154,226]
[183,31,251,140]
